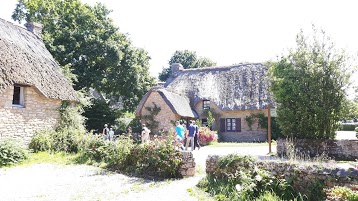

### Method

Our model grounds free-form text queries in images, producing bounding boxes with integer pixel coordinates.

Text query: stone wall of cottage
[140,91,179,135]
[277,138,358,161]
[0,86,61,145]
[194,101,268,142]
[206,155,358,196]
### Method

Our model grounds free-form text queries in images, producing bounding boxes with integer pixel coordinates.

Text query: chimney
[24,21,43,38]
[170,63,183,77]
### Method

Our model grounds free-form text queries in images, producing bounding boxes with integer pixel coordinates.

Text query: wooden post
[268,104,272,153]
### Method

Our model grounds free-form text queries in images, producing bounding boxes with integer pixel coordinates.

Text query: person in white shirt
[141,124,151,143]
[109,127,114,141]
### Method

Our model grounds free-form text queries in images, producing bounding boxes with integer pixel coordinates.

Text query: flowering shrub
[125,136,183,178]
[198,127,217,145]
[77,134,107,162]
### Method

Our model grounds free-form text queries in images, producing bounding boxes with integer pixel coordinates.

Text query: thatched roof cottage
[136,63,275,142]
[0,18,78,144]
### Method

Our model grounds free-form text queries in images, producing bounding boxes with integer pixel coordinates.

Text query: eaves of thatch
[135,87,198,118]
[0,18,78,101]
[165,63,275,111]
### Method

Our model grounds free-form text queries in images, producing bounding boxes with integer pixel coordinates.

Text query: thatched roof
[0,18,78,101]
[165,63,274,110]
[136,87,198,118]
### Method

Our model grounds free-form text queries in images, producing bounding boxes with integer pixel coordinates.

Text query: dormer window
[203,100,210,109]
[12,86,24,107]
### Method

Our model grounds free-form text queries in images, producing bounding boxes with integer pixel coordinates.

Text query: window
[12,86,24,107]
[226,118,236,131]
[220,118,241,132]
[203,100,210,109]
[202,119,208,127]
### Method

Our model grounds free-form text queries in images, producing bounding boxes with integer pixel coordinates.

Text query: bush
[29,129,55,152]
[198,127,217,145]
[325,186,358,201]
[0,139,28,166]
[197,154,297,201]
[104,136,133,168]
[77,134,107,162]
[341,123,358,131]
[125,136,183,178]
[51,129,83,153]
[29,129,83,153]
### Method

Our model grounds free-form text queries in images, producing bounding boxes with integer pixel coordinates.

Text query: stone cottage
[0,19,78,145]
[136,63,275,142]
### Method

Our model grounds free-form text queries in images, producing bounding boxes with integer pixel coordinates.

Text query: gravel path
[0,145,273,201]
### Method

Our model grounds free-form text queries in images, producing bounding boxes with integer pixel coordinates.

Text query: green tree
[83,99,116,133]
[12,0,154,112]
[158,50,216,81]
[341,98,358,121]
[269,27,352,139]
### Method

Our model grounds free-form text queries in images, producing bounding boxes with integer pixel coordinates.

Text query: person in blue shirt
[175,121,185,150]
[185,120,196,151]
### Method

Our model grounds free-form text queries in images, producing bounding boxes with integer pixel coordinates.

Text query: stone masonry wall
[178,151,196,177]
[194,101,268,142]
[277,138,358,161]
[206,155,358,195]
[140,91,178,134]
[0,86,61,145]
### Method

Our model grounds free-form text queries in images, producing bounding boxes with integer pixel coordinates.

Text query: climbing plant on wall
[245,113,282,140]
[202,108,221,129]
[141,102,161,132]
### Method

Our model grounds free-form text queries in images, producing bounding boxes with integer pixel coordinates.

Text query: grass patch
[187,187,216,201]
[196,164,205,175]
[18,151,81,167]
[208,141,277,147]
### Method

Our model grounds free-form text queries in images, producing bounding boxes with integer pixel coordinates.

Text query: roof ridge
[181,63,264,72]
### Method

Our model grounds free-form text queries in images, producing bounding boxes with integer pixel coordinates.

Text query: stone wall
[178,151,196,177]
[0,86,61,145]
[194,101,268,142]
[140,91,179,134]
[206,155,358,195]
[277,138,358,161]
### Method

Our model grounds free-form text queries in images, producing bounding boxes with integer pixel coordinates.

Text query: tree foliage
[12,0,154,112]
[269,27,352,139]
[158,50,216,81]
[341,98,358,121]
[83,99,116,133]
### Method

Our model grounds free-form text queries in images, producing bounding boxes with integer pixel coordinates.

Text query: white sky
[1,0,358,83]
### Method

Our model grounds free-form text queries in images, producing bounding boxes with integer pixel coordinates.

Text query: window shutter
[236,118,241,132]
[220,118,225,132]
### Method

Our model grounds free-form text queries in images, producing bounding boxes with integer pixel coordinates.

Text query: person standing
[109,127,114,141]
[141,124,151,143]
[102,124,109,140]
[185,120,196,151]
[193,121,201,150]
[175,121,185,150]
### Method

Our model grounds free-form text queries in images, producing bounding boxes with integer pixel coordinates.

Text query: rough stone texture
[194,101,268,142]
[139,91,179,134]
[277,138,358,161]
[206,155,358,196]
[179,151,196,177]
[0,86,61,145]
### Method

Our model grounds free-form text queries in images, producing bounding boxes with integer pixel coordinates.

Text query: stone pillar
[178,151,196,177]
[170,63,183,77]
